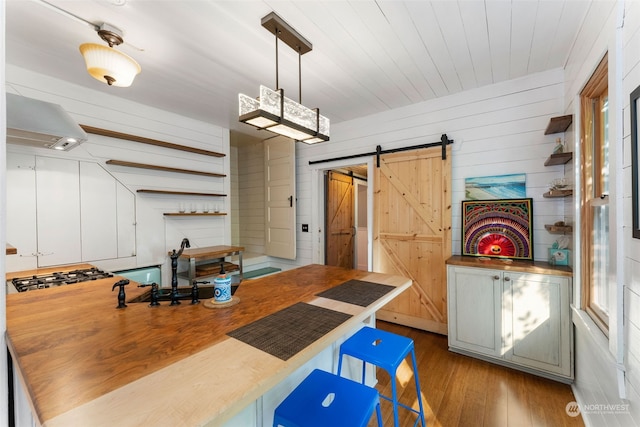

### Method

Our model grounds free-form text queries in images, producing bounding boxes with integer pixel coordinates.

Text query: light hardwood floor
[367,320,585,427]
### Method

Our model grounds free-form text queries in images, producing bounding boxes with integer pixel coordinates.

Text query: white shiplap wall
[5,65,231,286]
[622,0,640,424]
[294,67,568,268]
[563,0,640,425]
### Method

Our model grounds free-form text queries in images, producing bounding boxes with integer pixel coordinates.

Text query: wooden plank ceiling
[5,0,593,137]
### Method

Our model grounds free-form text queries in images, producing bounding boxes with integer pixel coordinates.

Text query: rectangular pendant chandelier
[239,86,330,144]
[238,12,329,144]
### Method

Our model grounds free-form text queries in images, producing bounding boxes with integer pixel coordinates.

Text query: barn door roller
[308,134,454,168]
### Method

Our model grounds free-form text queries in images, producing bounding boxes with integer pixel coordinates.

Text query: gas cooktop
[11,267,114,292]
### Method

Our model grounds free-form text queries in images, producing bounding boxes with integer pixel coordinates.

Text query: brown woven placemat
[227,302,352,360]
[315,279,396,307]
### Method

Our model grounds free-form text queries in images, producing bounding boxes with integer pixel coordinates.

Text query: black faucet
[191,280,209,305]
[112,279,130,309]
[169,238,190,305]
[147,283,161,307]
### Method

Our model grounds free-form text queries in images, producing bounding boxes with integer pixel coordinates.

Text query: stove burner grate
[11,267,114,292]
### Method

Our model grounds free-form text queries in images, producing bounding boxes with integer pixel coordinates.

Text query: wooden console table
[175,245,245,283]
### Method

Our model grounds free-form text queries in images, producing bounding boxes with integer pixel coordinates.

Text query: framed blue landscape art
[465,173,526,200]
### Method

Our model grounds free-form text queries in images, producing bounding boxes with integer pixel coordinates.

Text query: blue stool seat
[337,326,426,427]
[273,368,383,427]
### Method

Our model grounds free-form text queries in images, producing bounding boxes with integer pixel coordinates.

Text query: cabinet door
[6,153,38,272]
[503,272,571,376]
[80,162,118,261]
[117,182,136,258]
[447,266,502,357]
[36,156,81,267]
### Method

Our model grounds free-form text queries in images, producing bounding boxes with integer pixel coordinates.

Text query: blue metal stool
[273,368,383,427]
[337,326,426,427]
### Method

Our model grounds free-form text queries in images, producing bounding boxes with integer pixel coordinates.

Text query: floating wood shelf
[137,189,227,197]
[544,152,573,166]
[81,125,225,158]
[543,189,573,198]
[196,262,239,277]
[106,160,226,178]
[545,224,573,233]
[544,115,573,135]
[177,262,239,280]
[6,244,17,255]
[163,213,227,216]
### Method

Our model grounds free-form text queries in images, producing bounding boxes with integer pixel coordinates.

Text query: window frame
[580,54,610,335]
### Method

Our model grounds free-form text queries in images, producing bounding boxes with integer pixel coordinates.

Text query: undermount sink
[128,284,240,303]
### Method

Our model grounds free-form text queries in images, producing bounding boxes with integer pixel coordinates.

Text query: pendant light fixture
[239,12,329,144]
[79,23,141,87]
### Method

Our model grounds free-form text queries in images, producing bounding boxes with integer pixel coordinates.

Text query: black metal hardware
[191,281,199,305]
[289,195,293,207]
[169,238,190,306]
[441,133,448,160]
[111,279,130,309]
[308,134,454,167]
[191,280,209,305]
[149,283,160,307]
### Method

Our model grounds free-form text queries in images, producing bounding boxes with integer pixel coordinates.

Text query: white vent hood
[6,93,88,151]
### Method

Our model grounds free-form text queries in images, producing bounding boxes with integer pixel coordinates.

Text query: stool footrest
[379,395,423,426]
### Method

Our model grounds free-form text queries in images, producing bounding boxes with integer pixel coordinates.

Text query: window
[580,54,610,334]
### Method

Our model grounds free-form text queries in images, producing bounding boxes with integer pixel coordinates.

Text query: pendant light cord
[275,30,279,90]
[298,47,302,104]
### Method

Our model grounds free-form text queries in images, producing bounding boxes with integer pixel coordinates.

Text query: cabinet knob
[493,275,500,280]
[504,276,511,282]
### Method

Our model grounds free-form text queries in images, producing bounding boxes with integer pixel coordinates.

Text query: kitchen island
[6,264,411,427]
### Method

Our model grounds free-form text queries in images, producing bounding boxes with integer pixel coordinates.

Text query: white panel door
[264,136,296,260]
[36,156,81,267]
[117,181,137,258]
[504,272,572,376]
[6,152,38,272]
[447,266,502,357]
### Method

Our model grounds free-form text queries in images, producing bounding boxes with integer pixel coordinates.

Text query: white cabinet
[6,153,38,272]
[447,266,502,357]
[6,152,136,271]
[116,182,137,258]
[36,156,82,266]
[503,271,572,377]
[81,161,118,261]
[80,162,137,261]
[447,261,573,382]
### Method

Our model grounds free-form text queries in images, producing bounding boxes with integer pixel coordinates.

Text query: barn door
[325,171,355,268]
[373,146,451,334]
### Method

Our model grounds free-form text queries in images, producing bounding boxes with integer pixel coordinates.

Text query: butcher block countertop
[6,264,411,427]
[446,255,573,277]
